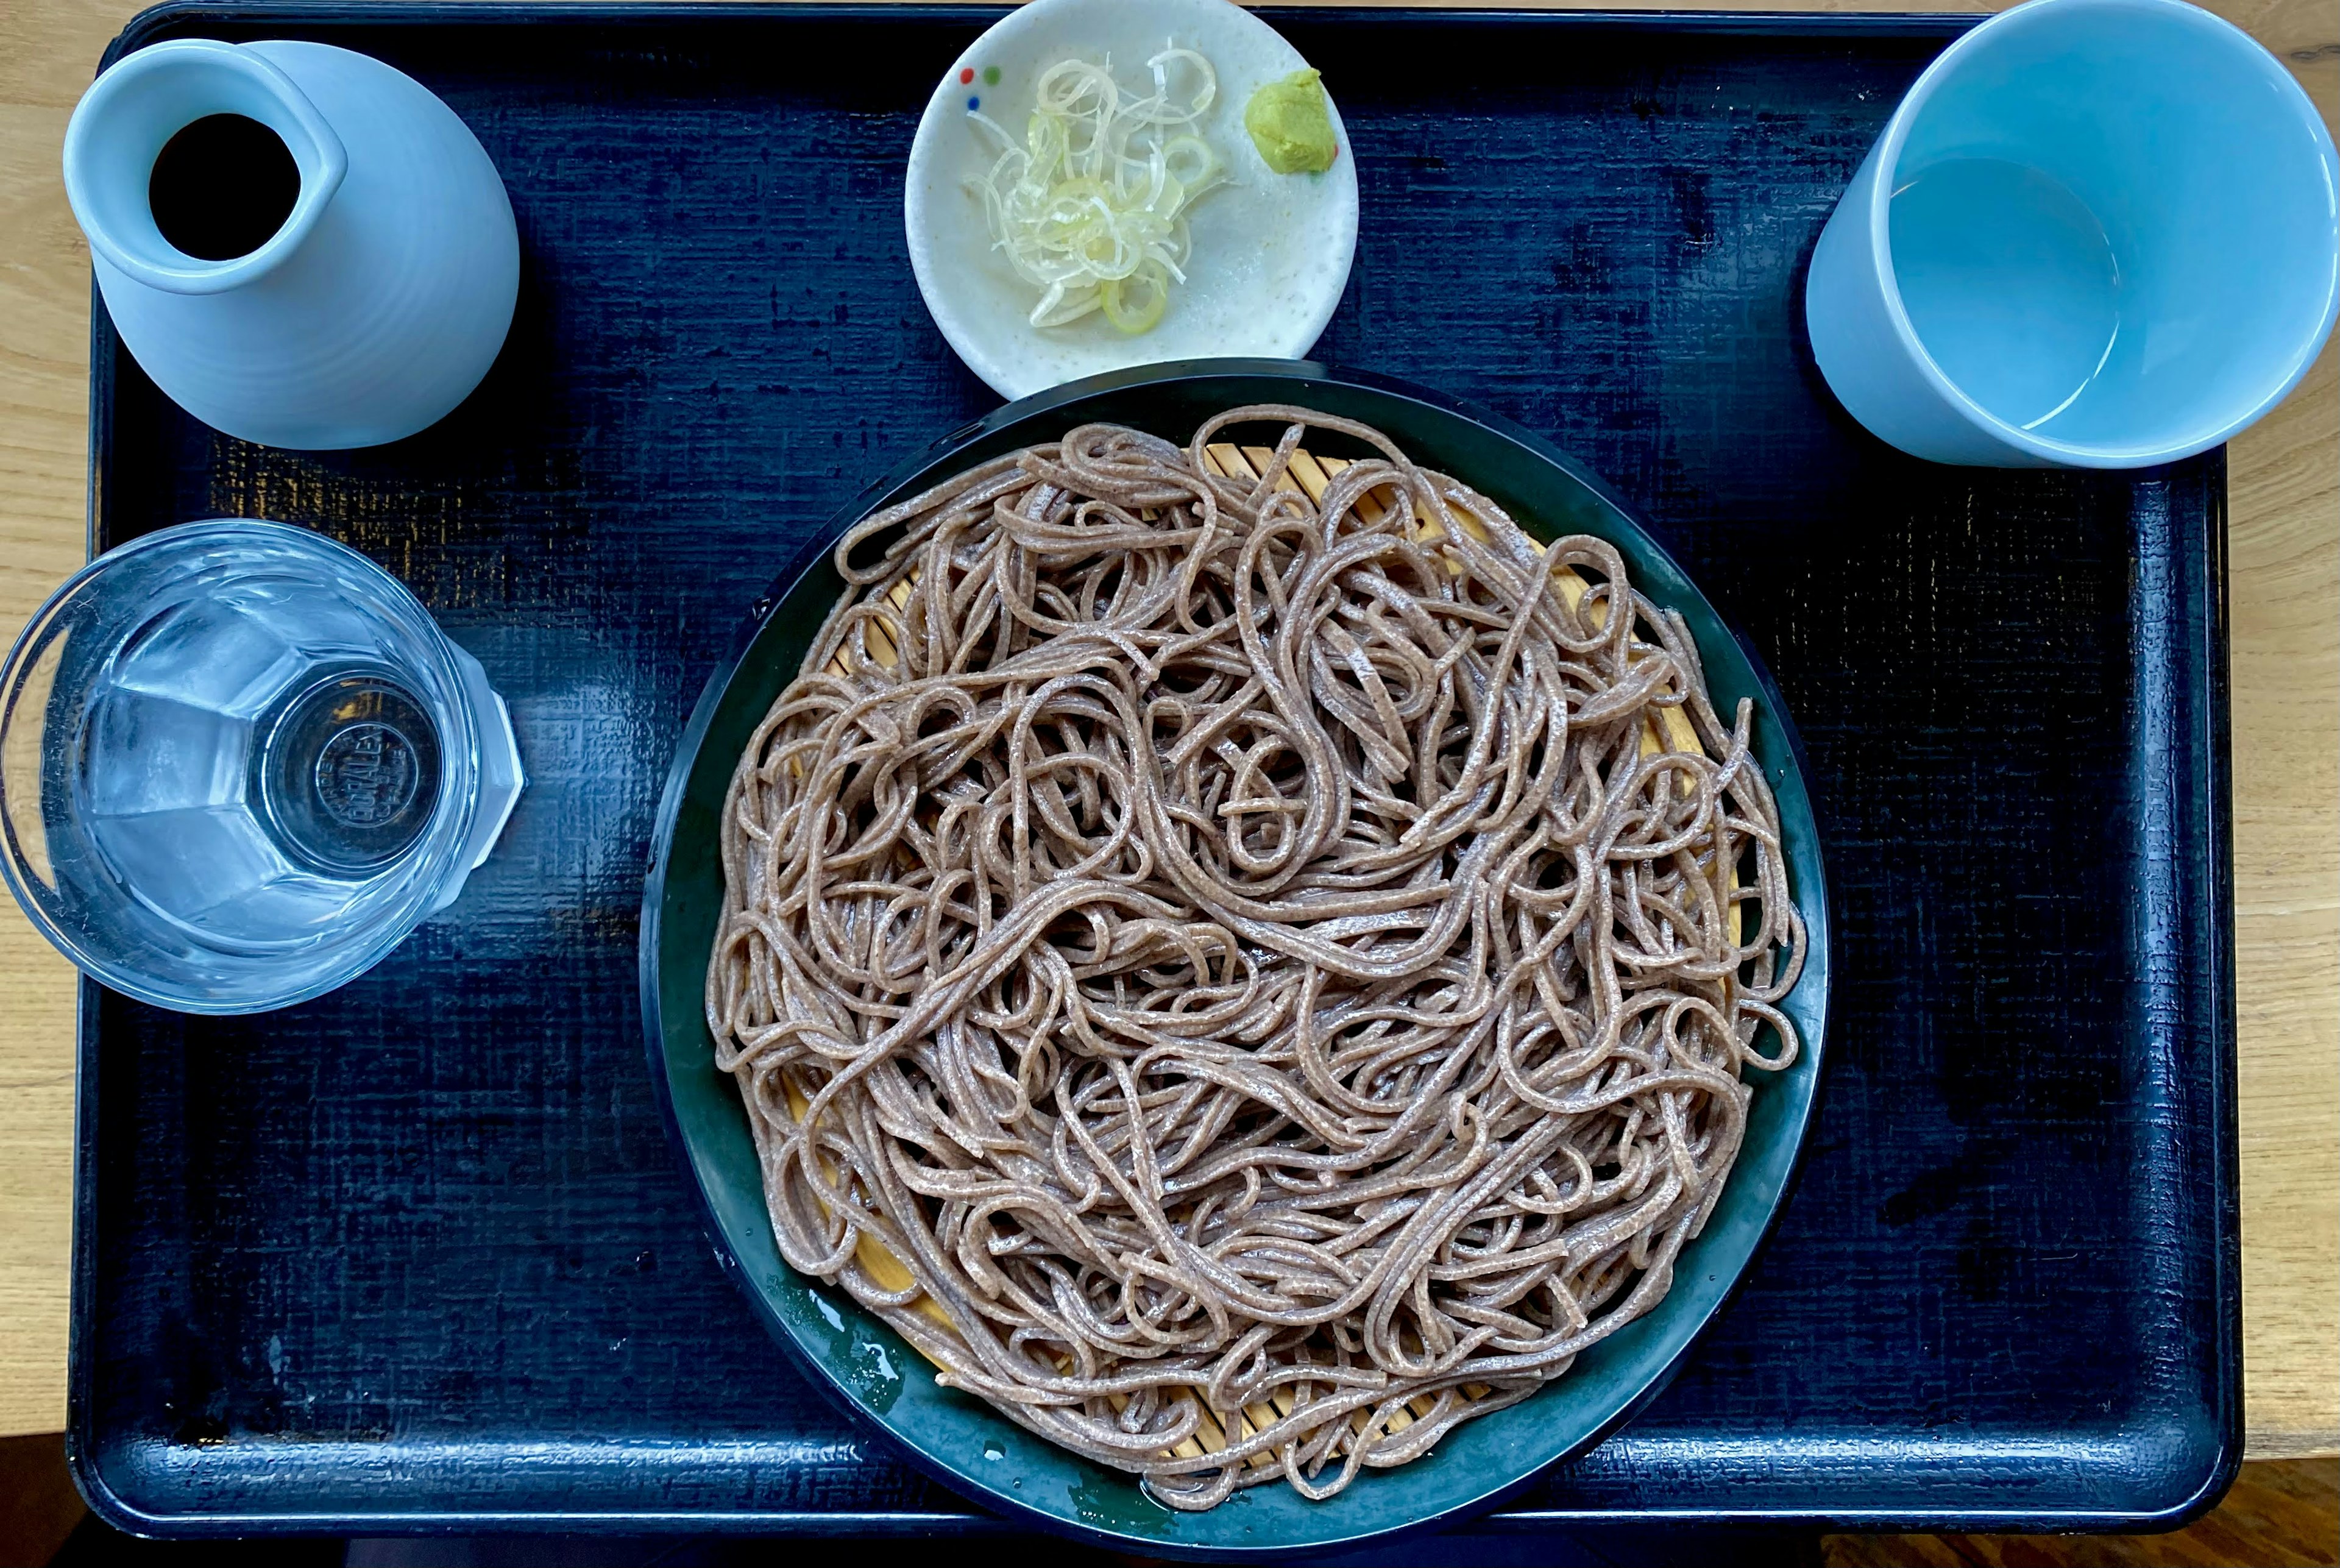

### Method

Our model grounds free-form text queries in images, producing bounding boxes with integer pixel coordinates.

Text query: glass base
[431,641,525,914]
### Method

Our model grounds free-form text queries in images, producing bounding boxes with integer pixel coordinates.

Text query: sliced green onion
[967,45,1227,333]
[1099,264,1171,335]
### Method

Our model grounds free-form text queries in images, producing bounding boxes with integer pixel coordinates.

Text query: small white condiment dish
[904,0,1360,400]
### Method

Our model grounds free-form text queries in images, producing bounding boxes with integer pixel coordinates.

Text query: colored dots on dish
[968,96,980,111]
[958,66,974,84]
[983,65,1001,85]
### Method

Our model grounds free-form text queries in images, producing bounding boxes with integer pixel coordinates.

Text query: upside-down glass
[0,519,523,1013]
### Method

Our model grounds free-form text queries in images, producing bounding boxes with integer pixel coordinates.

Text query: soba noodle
[707,406,1803,1509]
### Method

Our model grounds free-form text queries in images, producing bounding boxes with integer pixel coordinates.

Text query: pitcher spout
[63,38,347,296]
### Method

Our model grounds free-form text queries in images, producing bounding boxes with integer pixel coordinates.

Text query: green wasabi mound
[1243,68,1337,175]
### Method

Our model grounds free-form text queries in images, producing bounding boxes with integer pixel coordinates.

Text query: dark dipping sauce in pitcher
[149,113,302,261]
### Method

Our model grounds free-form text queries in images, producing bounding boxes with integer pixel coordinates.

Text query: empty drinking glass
[0,519,523,1013]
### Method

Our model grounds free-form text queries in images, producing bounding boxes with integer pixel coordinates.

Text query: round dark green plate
[640,360,1831,1560]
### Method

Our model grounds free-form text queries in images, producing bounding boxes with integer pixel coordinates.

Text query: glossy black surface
[147,112,300,261]
[72,3,2237,1538]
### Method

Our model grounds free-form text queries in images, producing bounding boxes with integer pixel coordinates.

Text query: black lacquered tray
[69,2,2238,1541]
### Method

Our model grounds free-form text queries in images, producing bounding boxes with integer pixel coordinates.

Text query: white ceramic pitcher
[63,38,520,450]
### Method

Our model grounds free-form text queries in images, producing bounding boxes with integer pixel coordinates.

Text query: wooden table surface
[1,0,2332,1459]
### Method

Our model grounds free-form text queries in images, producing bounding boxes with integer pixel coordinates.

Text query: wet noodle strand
[707,408,1803,1509]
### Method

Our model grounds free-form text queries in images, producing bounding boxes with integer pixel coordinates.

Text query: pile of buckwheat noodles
[707,406,1803,1510]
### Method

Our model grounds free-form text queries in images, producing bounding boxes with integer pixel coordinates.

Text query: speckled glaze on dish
[644,361,1832,1560]
[904,0,1360,399]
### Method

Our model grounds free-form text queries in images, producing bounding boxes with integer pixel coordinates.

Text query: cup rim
[1860,0,2340,468]
[0,519,484,1015]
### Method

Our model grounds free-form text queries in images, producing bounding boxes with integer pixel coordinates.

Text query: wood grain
[0,0,125,1445]
[0,0,2332,1461]
[2229,336,2340,1462]
[1823,1459,2340,1567]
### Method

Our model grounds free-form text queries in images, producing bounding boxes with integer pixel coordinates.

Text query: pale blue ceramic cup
[1807,0,2339,468]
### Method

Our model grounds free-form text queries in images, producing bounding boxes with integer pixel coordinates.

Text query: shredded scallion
[968,46,1227,333]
